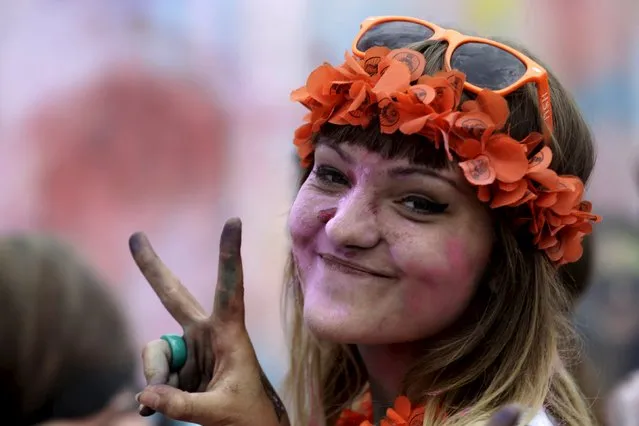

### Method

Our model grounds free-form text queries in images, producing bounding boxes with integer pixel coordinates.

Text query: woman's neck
[357,342,423,424]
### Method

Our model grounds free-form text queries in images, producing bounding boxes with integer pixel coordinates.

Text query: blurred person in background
[576,217,639,426]
[576,218,639,396]
[129,15,603,426]
[0,233,147,426]
[593,153,639,424]
[573,160,639,425]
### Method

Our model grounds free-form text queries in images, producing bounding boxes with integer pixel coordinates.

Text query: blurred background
[0,0,637,424]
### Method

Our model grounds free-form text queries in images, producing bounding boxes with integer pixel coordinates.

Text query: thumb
[137,385,212,424]
[486,405,522,426]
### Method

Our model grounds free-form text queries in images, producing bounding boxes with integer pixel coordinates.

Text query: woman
[132,17,600,425]
[0,234,145,425]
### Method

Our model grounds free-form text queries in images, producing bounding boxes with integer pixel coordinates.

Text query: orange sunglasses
[352,16,554,139]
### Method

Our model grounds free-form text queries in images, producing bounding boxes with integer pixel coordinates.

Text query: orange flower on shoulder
[335,390,375,426]
[336,408,372,426]
[381,396,426,426]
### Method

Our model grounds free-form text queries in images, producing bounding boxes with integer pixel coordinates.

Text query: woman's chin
[302,305,412,345]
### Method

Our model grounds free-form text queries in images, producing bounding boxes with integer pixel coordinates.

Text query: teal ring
[161,334,187,372]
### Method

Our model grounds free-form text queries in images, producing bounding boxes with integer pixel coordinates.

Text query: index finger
[212,218,245,323]
[486,405,522,426]
[130,232,207,325]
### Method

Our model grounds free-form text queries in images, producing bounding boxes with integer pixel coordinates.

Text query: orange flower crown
[290,46,601,265]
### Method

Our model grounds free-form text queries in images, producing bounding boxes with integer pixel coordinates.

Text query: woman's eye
[313,165,350,186]
[398,195,448,215]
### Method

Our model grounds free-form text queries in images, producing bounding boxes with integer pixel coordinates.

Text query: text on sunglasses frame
[352,16,554,139]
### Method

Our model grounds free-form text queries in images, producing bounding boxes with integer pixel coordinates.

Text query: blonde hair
[282,38,596,426]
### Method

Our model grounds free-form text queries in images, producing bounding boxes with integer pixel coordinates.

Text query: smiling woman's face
[288,140,494,344]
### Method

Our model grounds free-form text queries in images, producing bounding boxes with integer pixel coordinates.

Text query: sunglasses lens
[451,43,526,90]
[357,21,435,51]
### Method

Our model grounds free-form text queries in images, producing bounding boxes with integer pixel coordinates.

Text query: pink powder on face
[317,207,337,223]
[289,143,493,345]
[288,191,337,290]
[402,238,474,317]
[289,193,325,241]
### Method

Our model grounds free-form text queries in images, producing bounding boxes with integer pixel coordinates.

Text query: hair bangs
[315,121,453,170]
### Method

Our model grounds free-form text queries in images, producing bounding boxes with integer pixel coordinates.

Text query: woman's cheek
[393,237,479,317]
[288,190,321,242]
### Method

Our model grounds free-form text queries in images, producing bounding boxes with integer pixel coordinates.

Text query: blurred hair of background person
[0,233,148,426]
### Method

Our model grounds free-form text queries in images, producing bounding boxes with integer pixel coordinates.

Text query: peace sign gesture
[130,218,289,426]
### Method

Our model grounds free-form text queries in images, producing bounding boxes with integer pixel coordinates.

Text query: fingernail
[128,233,144,253]
[221,218,242,245]
[139,405,156,417]
[139,392,160,409]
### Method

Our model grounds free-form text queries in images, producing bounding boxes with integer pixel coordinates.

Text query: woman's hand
[130,218,288,426]
[486,405,522,426]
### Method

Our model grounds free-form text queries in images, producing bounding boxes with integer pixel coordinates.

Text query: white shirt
[530,409,555,426]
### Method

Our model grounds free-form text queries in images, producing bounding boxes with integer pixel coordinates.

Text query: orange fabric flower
[456,133,528,186]
[381,396,426,426]
[290,46,601,265]
[335,407,371,426]
[336,392,428,426]
[527,176,600,265]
